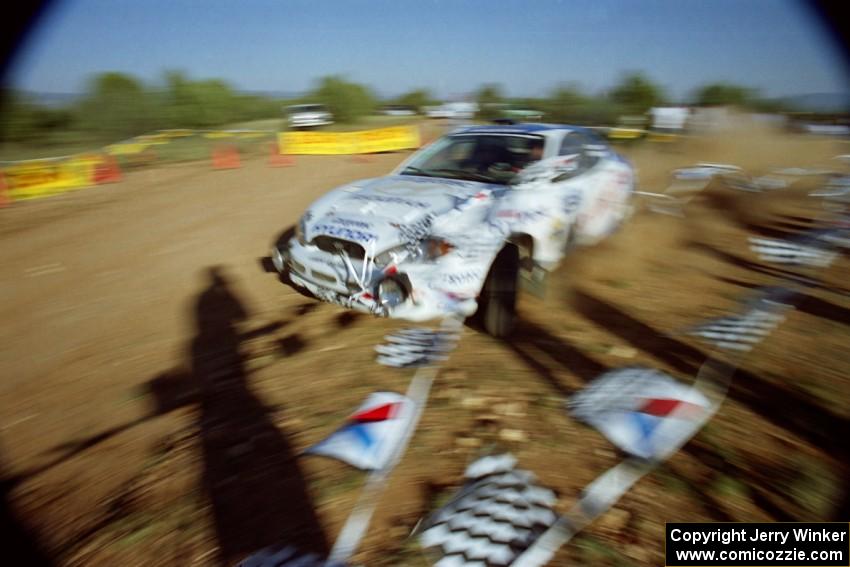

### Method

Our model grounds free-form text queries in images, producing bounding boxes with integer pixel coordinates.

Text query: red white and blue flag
[569,367,710,460]
[306,392,415,470]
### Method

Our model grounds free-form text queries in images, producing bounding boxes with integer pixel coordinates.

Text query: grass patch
[653,465,691,494]
[573,534,637,567]
[319,115,421,132]
[311,467,363,503]
[784,457,839,519]
[115,522,159,548]
[600,278,632,289]
[711,474,752,500]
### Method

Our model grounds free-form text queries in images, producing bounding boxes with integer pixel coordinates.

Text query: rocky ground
[1,123,847,566]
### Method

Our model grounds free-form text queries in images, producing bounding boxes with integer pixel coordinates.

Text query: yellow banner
[355,125,421,154]
[106,142,150,156]
[647,131,680,143]
[204,131,233,139]
[279,131,358,154]
[135,133,172,145]
[3,155,98,201]
[608,128,646,140]
[279,125,420,155]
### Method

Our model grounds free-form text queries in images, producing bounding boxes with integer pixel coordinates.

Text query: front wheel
[476,244,520,338]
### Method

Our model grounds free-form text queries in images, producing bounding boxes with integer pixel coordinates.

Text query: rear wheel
[477,244,520,338]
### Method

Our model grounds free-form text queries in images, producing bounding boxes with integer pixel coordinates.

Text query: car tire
[477,244,520,338]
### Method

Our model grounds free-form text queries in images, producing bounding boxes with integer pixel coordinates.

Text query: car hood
[290,112,327,119]
[304,175,500,252]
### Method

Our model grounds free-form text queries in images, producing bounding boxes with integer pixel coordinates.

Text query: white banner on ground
[419,454,558,566]
[568,367,712,461]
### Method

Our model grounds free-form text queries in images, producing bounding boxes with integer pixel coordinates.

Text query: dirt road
[1,126,848,566]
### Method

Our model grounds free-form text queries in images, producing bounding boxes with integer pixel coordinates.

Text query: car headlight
[374,237,454,267]
[377,278,407,309]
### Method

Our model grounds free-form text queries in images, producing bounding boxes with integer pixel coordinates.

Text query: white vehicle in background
[380,105,417,116]
[648,106,690,133]
[425,102,479,120]
[285,103,334,129]
[272,124,635,337]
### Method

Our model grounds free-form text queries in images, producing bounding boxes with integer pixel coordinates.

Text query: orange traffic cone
[0,172,10,208]
[94,155,123,184]
[212,144,241,169]
[107,155,122,181]
[268,142,295,167]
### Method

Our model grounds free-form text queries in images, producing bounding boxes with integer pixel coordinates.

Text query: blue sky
[5,0,849,100]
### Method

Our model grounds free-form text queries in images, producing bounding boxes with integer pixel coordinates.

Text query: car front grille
[311,236,366,260]
[311,270,336,284]
[289,258,306,275]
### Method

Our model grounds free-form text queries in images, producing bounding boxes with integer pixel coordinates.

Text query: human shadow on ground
[146,267,328,565]
[715,275,850,326]
[11,268,330,564]
[0,446,54,567]
[687,241,850,296]
[504,317,608,398]
[701,188,817,241]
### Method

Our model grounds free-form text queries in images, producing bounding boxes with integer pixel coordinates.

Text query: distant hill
[240,90,305,100]
[26,92,82,107]
[20,90,303,107]
[780,92,849,113]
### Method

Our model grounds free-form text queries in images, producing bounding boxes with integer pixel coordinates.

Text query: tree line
[0,70,795,146]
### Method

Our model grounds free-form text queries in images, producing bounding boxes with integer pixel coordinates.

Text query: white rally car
[271,124,635,336]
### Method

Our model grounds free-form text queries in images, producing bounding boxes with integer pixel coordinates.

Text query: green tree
[75,72,158,139]
[395,89,435,113]
[475,83,505,120]
[162,71,244,128]
[543,85,587,123]
[609,73,665,114]
[694,83,754,107]
[311,76,376,123]
[0,91,41,142]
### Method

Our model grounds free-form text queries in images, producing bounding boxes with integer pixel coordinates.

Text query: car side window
[559,133,583,157]
[424,138,475,170]
[560,131,607,174]
[551,132,589,182]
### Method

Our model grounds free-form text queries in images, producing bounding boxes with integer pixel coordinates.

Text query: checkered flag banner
[811,173,850,201]
[418,454,558,567]
[666,164,742,194]
[376,327,462,368]
[238,546,346,567]
[749,236,838,268]
[670,163,783,193]
[687,302,790,352]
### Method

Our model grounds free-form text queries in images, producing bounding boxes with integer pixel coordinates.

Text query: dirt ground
[1,123,848,566]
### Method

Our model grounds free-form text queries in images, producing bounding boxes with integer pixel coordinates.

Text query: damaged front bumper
[274,240,480,322]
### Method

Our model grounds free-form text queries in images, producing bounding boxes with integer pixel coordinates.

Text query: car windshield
[288,105,325,113]
[400,134,545,185]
